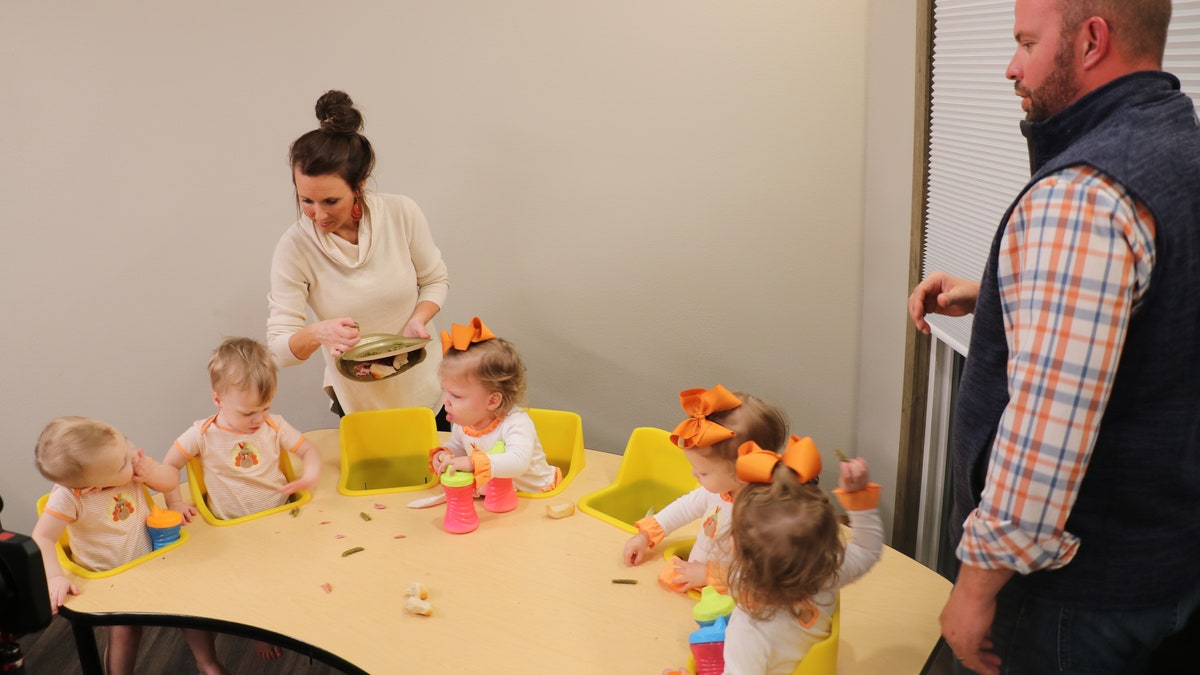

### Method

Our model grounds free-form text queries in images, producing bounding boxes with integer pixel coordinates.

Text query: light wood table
[60,429,950,674]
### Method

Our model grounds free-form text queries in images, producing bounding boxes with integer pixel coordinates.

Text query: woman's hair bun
[315,90,364,135]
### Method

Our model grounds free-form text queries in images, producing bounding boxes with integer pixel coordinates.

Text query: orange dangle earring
[350,198,363,222]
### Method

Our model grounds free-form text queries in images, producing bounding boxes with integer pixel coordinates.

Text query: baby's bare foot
[255,640,283,660]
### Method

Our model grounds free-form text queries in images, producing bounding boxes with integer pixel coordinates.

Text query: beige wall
[0,0,901,538]
[858,2,921,541]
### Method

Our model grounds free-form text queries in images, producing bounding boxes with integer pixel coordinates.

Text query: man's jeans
[954,577,1200,674]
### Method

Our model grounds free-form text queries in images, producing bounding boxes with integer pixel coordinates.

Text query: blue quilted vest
[951,71,1200,608]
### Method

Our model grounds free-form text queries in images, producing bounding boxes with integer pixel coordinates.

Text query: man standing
[909,1,1200,673]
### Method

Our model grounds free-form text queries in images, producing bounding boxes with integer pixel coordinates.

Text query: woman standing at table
[268,90,449,420]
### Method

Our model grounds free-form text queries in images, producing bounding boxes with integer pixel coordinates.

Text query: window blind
[922,0,1200,355]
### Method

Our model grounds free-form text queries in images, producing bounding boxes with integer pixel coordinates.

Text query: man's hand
[940,563,1012,675]
[908,271,980,334]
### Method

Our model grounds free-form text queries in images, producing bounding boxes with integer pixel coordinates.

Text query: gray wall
[1,1,899,538]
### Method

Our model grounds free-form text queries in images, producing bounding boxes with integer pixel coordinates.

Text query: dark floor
[925,638,955,675]
[12,614,349,674]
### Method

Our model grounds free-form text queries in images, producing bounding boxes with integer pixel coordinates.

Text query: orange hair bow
[440,317,497,356]
[736,435,822,484]
[669,385,742,449]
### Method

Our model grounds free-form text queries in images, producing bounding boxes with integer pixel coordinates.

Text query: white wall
[857,2,921,542]
[0,0,871,536]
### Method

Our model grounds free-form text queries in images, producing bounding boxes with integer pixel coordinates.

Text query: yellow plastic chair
[795,597,839,675]
[338,407,440,497]
[577,427,700,532]
[518,407,585,498]
[35,486,190,579]
[189,437,312,525]
[684,595,839,675]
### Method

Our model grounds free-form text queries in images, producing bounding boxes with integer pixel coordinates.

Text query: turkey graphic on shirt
[111,493,136,522]
[701,505,721,539]
[231,441,261,470]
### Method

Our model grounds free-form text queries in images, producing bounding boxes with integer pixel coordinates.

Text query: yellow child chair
[337,406,585,498]
[188,438,312,525]
[517,408,586,498]
[577,427,700,532]
[35,485,189,578]
[338,407,440,496]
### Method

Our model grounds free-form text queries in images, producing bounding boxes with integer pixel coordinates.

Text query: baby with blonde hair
[623,384,789,592]
[430,317,558,496]
[31,416,228,675]
[160,336,320,661]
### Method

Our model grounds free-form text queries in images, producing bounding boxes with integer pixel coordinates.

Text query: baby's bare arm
[31,514,77,610]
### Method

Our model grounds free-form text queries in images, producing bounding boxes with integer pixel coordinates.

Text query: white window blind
[922,0,1200,355]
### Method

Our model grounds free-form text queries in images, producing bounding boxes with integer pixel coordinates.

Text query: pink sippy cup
[440,466,479,534]
[689,586,735,675]
[483,441,518,513]
[689,614,728,675]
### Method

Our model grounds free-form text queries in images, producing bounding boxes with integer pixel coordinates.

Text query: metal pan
[335,334,430,382]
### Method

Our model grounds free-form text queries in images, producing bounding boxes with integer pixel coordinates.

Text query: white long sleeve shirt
[267,192,449,414]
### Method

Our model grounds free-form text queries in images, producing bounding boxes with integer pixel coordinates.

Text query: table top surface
[61,428,950,675]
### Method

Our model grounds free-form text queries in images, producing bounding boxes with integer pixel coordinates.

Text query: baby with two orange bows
[623,384,789,592]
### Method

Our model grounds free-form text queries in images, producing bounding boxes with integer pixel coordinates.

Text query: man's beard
[1018,41,1082,122]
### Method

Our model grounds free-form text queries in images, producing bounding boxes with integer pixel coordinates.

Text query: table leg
[68,621,103,675]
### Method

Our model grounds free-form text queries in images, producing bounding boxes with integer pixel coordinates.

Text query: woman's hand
[401,315,431,339]
[400,300,441,339]
[314,318,361,357]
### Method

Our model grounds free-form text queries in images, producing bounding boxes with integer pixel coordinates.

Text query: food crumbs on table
[321,583,333,594]
[359,511,372,521]
[373,503,387,510]
[289,507,300,517]
[611,578,639,585]
[319,521,331,525]
[335,534,346,539]
[341,546,365,557]
[404,596,433,616]
[394,534,407,539]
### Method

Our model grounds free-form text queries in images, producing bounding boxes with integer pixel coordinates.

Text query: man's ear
[1079,16,1111,71]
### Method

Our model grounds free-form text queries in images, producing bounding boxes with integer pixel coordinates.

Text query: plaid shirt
[958,165,1157,573]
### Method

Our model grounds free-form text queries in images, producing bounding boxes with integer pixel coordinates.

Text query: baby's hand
[47,575,79,612]
[670,559,708,591]
[169,500,200,524]
[280,475,318,496]
[131,449,150,480]
[429,448,452,475]
[623,532,652,566]
[838,457,870,493]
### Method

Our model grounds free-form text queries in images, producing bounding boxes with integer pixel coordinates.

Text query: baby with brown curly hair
[723,437,883,674]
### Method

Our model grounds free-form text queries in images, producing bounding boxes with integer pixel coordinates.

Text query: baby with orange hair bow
[429,318,559,496]
[622,385,790,593]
